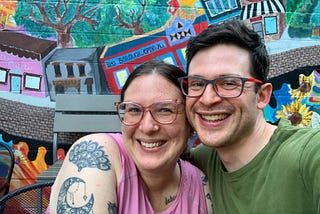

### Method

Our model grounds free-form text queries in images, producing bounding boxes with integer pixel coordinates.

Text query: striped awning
[240,0,285,20]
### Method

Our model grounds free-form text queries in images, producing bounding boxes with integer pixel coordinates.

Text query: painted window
[252,22,264,38]
[52,62,62,77]
[264,16,278,35]
[24,73,42,91]
[77,63,86,77]
[65,63,74,78]
[201,0,239,19]
[0,67,9,84]
[113,68,130,90]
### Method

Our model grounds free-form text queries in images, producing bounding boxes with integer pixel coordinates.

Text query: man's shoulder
[276,119,319,133]
[273,119,320,146]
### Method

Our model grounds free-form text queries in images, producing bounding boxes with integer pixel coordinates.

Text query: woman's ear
[257,82,273,110]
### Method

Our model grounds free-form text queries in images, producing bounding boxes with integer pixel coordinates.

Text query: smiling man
[180,20,320,214]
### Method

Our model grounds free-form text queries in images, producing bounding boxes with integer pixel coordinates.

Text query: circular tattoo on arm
[69,140,112,172]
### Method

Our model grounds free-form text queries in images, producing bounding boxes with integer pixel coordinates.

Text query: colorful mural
[265,66,320,127]
[0,129,67,190]
[0,0,319,194]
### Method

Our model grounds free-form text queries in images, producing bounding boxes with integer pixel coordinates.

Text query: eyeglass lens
[117,101,180,125]
[181,76,247,98]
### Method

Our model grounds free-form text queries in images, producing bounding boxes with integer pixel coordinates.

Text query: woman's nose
[138,111,159,132]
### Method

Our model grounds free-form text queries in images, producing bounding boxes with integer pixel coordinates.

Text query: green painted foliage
[14,0,171,47]
[14,2,56,38]
[286,0,319,38]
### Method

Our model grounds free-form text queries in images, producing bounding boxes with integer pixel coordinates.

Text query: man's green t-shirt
[190,119,320,214]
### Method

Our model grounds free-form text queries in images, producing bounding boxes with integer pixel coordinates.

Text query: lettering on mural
[106,40,166,68]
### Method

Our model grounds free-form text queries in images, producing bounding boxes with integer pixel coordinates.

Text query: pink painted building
[0,30,56,97]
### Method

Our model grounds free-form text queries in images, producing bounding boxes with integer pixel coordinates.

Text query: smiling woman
[48,60,214,214]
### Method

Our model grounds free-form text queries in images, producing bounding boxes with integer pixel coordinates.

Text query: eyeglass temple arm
[247,77,263,84]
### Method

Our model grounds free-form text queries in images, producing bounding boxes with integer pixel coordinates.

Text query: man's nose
[200,83,223,103]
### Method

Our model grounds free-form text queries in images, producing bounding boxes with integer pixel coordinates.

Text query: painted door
[10,73,22,94]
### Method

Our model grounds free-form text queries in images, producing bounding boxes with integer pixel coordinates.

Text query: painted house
[198,0,285,41]
[44,47,106,101]
[0,30,56,97]
[240,0,286,41]
[100,14,208,94]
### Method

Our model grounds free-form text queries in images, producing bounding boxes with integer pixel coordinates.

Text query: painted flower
[290,74,313,100]
[276,99,313,127]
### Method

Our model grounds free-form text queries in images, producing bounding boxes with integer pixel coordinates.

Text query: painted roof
[47,47,102,62]
[240,0,285,20]
[0,30,57,60]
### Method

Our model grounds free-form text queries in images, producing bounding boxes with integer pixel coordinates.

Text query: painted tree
[14,0,171,48]
[114,0,146,35]
[14,0,104,48]
[287,0,319,37]
[113,0,170,35]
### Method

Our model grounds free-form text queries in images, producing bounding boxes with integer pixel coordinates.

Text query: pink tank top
[109,133,208,214]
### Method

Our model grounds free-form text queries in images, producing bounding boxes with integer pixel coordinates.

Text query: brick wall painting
[0,0,319,190]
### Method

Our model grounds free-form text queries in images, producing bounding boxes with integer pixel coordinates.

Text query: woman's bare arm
[200,171,214,214]
[49,133,121,214]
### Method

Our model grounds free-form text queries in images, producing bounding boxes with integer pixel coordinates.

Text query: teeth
[140,141,162,148]
[202,114,227,121]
